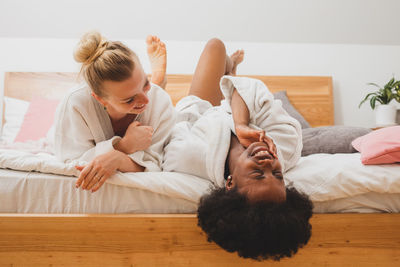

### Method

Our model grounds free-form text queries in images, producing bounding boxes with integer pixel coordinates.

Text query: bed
[0,72,399,266]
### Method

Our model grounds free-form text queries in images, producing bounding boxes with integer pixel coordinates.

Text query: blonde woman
[54,32,176,192]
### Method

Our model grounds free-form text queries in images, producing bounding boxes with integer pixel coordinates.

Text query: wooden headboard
[4,72,334,127]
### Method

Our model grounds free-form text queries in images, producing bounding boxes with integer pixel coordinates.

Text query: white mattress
[313,192,400,213]
[0,169,197,213]
[1,152,400,214]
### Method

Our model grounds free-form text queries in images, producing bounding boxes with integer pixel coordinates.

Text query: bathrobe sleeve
[219,76,302,172]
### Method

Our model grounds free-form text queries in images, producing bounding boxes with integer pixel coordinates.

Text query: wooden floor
[0,213,399,266]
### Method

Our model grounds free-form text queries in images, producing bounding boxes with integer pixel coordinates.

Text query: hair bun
[74,31,107,65]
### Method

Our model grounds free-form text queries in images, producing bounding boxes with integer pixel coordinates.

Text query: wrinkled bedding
[0,148,399,205]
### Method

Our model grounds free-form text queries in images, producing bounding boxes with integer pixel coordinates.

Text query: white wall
[1,0,400,45]
[1,38,399,127]
[1,0,400,128]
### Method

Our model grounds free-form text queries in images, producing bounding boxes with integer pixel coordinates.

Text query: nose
[259,159,274,169]
[137,92,149,105]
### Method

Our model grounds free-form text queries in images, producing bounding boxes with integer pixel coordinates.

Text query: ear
[91,92,108,107]
[225,175,235,191]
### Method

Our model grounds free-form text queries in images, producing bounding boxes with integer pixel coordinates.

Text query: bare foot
[146,35,167,88]
[229,49,244,75]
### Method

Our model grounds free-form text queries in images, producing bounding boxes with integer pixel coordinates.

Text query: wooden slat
[0,213,399,266]
[166,74,334,126]
[4,72,334,127]
[246,75,334,126]
[4,72,79,101]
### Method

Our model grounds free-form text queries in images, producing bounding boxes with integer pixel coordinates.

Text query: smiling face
[93,62,151,120]
[226,141,286,204]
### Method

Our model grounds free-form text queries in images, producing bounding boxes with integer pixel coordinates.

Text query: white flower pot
[375,104,397,127]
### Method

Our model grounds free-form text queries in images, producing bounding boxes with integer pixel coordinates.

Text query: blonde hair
[74,31,138,97]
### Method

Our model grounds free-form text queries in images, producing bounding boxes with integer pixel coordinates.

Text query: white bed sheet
[0,168,399,213]
[313,192,400,213]
[1,152,400,213]
[285,153,400,201]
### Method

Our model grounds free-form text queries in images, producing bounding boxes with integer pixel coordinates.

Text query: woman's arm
[231,88,277,156]
[75,149,144,192]
[115,150,145,172]
[231,89,250,127]
[231,89,262,147]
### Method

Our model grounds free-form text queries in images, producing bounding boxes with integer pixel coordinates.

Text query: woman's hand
[260,133,278,159]
[235,124,277,158]
[235,124,263,147]
[75,150,123,192]
[115,121,153,154]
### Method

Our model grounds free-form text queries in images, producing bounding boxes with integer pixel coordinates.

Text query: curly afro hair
[197,186,313,261]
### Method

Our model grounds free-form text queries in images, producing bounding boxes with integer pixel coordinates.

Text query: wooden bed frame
[0,72,399,266]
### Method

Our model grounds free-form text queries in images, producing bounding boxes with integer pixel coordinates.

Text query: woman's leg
[189,38,244,106]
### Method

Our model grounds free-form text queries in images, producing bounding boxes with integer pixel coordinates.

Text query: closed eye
[253,170,264,180]
[272,171,283,180]
[125,97,135,104]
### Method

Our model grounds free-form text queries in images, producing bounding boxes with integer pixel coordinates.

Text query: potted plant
[359,77,400,127]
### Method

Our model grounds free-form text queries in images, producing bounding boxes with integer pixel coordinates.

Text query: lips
[250,144,273,160]
[133,104,145,110]
[254,150,273,160]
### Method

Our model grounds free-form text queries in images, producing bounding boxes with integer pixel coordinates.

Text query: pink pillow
[14,97,60,142]
[352,126,400,165]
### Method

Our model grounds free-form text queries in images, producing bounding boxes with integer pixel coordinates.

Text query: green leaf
[394,80,400,90]
[370,96,376,109]
[387,77,395,87]
[376,95,385,104]
[359,92,377,108]
[367,82,382,89]
[385,88,392,103]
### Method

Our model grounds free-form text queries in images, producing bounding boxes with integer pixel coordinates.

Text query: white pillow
[1,97,30,143]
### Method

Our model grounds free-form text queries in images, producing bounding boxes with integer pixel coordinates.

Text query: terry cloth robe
[54,83,176,172]
[162,76,302,188]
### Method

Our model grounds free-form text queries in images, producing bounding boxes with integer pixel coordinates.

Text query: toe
[146,35,154,45]
[232,50,240,57]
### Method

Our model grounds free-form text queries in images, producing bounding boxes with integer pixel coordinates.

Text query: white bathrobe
[162,76,302,188]
[54,83,176,172]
